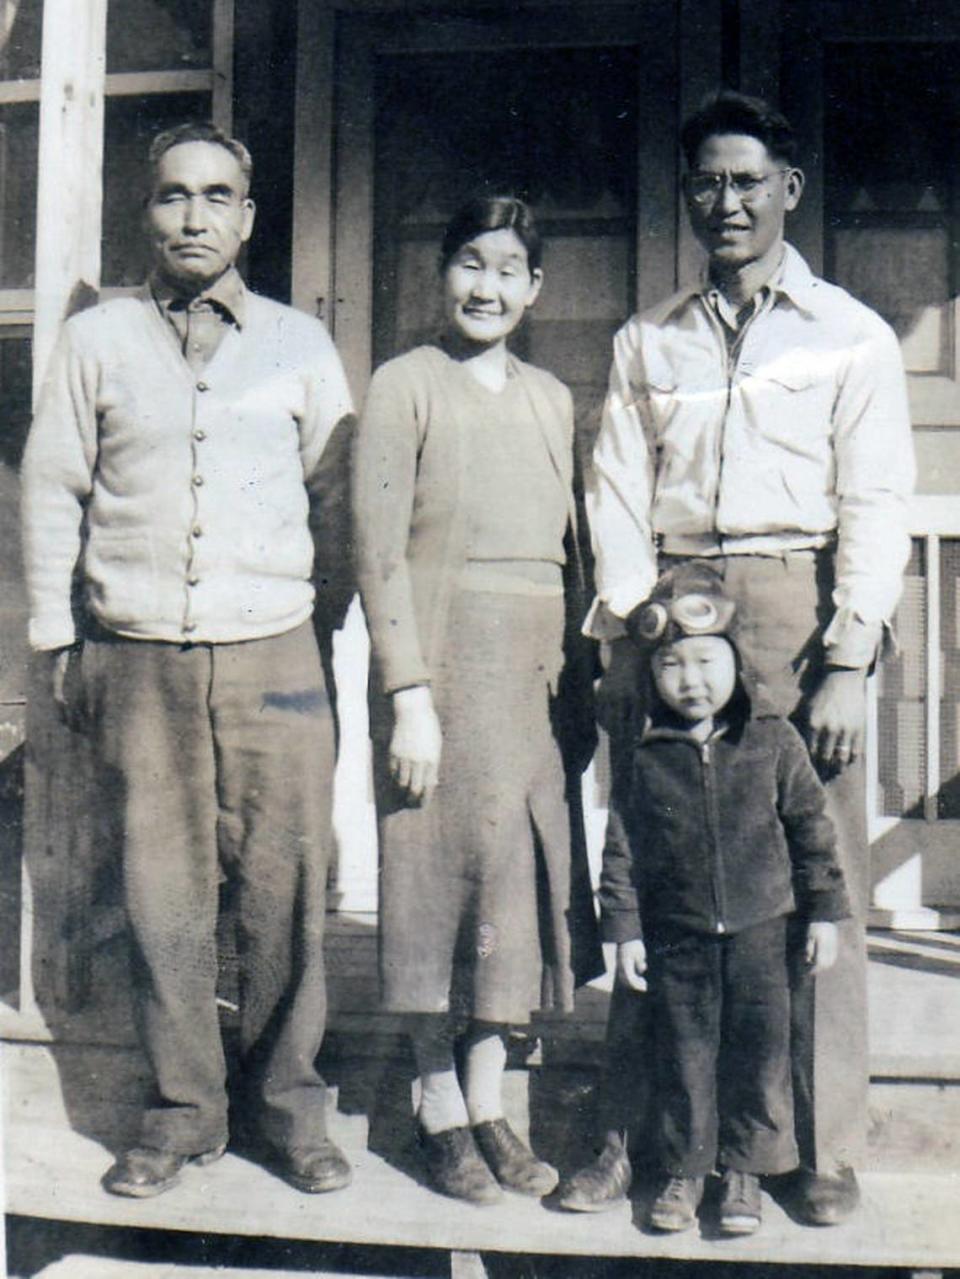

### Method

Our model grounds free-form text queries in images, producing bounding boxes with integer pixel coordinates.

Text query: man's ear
[784,167,804,212]
[240,198,256,244]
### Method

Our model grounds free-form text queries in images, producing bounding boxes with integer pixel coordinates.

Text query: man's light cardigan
[22,286,353,651]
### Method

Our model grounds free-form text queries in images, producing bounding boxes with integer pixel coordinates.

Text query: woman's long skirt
[375,586,580,1025]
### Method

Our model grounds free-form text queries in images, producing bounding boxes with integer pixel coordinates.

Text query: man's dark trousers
[82,620,335,1157]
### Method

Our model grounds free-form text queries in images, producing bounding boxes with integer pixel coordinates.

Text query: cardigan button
[193,474,204,486]
[196,380,209,392]
[183,621,197,634]
[192,525,203,538]
[194,429,206,442]
[187,575,200,587]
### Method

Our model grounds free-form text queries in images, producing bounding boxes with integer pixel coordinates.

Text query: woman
[353,196,601,1205]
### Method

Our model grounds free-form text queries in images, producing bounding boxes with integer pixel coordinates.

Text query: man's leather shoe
[649,1174,705,1233]
[102,1143,226,1198]
[719,1168,762,1235]
[555,1133,632,1212]
[271,1139,353,1194]
[792,1165,860,1226]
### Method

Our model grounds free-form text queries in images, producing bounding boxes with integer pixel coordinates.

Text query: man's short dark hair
[680,91,798,168]
[148,121,253,193]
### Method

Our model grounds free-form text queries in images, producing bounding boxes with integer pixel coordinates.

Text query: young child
[598,561,851,1236]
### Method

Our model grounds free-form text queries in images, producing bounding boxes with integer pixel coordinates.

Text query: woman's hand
[804,920,839,976]
[616,938,648,992]
[390,685,443,807]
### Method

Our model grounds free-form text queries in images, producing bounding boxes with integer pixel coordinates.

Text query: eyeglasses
[685,169,791,206]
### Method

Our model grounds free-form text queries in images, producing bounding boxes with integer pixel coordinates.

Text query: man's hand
[51,644,87,732]
[389,685,442,808]
[52,647,72,711]
[804,920,839,975]
[805,666,867,770]
[616,938,648,992]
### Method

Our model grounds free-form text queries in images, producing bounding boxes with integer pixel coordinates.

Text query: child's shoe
[719,1168,762,1235]
[648,1174,704,1232]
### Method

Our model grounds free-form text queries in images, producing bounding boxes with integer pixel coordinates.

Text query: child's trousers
[647,915,799,1177]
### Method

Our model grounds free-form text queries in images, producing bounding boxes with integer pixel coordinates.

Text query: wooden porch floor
[3,1039,960,1274]
[4,927,960,1276]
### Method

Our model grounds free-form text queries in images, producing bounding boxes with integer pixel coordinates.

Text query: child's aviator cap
[627,562,737,647]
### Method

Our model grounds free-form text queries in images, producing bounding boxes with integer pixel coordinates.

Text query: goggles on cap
[631,591,736,643]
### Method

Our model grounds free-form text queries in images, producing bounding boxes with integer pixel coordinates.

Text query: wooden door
[318,1,693,904]
[778,0,960,922]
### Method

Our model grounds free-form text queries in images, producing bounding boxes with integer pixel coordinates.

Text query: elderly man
[22,122,354,1199]
[558,91,914,1226]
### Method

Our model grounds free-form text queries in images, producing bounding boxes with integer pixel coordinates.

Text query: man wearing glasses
[559,92,914,1226]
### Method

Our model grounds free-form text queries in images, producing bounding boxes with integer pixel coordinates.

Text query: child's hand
[616,939,648,991]
[804,921,839,975]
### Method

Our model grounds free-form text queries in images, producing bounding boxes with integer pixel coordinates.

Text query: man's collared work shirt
[586,244,915,666]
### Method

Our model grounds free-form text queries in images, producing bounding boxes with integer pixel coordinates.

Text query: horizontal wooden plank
[3,1037,959,1270]
[103,70,215,97]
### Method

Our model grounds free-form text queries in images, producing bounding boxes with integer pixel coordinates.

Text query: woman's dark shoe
[648,1174,705,1232]
[555,1132,632,1212]
[472,1117,559,1197]
[791,1165,860,1226]
[102,1143,226,1198]
[719,1168,762,1235]
[419,1125,503,1205]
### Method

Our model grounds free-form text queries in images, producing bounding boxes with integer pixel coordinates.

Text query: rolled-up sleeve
[21,325,99,651]
[584,318,660,639]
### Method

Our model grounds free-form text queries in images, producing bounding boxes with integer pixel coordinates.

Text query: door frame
[292,0,724,401]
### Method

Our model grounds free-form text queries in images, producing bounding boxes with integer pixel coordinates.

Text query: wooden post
[32,0,107,394]
[19,0,107,1023]
[450,1253,489,1279]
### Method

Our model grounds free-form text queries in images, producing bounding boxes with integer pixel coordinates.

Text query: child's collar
[639,716,731,747]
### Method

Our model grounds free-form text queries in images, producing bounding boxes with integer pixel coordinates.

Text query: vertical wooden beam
[331,13,375,400]
[32,0,107,395]
[779,0,824,273]
[291,0,335,323]
[737,0,781,104]
[211,0,235,131]
[924,534,941,823]
[22,0,107,1022]
[450,1253,489,1279]
[634,0,680,309]
[677,0,723,288]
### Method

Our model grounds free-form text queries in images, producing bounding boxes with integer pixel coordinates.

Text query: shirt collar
[664,242,821,323]
[150,266,247,328]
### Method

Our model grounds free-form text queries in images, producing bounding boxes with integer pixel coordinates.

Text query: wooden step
[4,1039,960,1276]
[33,1260,358,1279]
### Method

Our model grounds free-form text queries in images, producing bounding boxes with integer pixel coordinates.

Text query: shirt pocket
[85,529,160,624]
[743,362,835,461]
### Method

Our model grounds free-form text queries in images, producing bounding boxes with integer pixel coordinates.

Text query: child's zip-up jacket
[598,684,851,944]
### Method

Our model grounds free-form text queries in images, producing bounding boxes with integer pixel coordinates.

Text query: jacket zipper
[700,740,727,933]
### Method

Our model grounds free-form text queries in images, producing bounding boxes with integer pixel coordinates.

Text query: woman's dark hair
[680,90,798,168]
[439,196,542,274]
